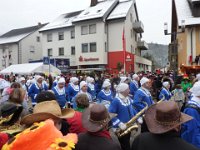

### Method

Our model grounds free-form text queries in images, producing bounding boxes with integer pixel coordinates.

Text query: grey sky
[0,0,171,44]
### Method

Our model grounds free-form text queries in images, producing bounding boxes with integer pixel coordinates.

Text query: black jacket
[75,132,121,150]
[131,132,198,150]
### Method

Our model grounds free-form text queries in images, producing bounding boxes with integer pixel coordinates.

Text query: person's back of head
[36,91,56,103]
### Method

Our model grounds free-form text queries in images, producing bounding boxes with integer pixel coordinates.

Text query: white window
[47,33,52,42]
[30,46,35,53]
[81,25,88,35]
[58,32,64,40]
[90,42,97,52]
[89,24,96,34]
[71,46,75,55]
[36,36,40,42]
[130,13,133,22]
[59,47,64,56]
[105,42,107,52]
[82,44,88,53]
[71,29,75,39]
[135,33,137,42]
[47,48,53,56]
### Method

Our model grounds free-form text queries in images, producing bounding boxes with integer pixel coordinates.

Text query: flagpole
[122,27,126,74]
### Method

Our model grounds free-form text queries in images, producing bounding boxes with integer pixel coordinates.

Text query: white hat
[120,77,128,83]
[132,74,138,80]
[196,74,200,81]
[35,75,42,81]
[190,81,200,97]
[88,77,94,83]
[80,81,87,89]
[70,77,79,83]
[102,81,111,88]
[116,83,129,93]
[163,81,170,87]
[56,76,61,80]
[58,77,65,84]
[86,76,91,83]
[105,79,110,82]
[140,77,150,86]
[20,77,25,82]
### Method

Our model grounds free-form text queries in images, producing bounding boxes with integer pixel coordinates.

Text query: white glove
[34,94,37,99]
[137,117,143,124]
[119,122,127,130]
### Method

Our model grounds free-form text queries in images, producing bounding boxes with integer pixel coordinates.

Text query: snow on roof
[0,33,30,44]
[0,24,46,44]
[73,0,119,22]
[174,0,200,26]
[107,0,133,20]
[39,11,82,32]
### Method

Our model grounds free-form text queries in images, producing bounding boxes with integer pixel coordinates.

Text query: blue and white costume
[159,87,172,101]
[28,82,48,105]
[52,86,68,108]
[109,94,136,128]
[97,89,113,109]
[67,77,79,104]
[87,82,96,101]
[129,80,139,99]
[133,87,154,112]
[181,96,200,148]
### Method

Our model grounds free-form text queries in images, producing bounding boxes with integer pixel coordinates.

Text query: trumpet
[115,103,148,138]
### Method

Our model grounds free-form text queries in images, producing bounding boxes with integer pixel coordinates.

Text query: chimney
[38,22,42,27]
[91,0,98,6]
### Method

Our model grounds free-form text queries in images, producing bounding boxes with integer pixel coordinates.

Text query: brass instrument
[115,103,148,138]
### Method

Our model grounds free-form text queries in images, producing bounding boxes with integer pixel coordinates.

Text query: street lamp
[164,20,185,83]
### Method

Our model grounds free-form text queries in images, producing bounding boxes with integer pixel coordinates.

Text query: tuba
[115,103,148,138]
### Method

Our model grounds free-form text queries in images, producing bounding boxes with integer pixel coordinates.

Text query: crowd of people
[0,71,199,150]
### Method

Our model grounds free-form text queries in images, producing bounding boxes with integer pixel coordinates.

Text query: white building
[40,0,152,73]
[0,24,46,70]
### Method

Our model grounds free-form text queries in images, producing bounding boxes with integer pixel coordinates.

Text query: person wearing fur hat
[109,83,137,150]
[73,81,92,109]
[28,75,48,106]
[131,101,197,150]
[133,77,154,112]
[52,78,68,108]
[87,77,97,101]
[67,77,80,106]
[129,74,140,99]
[97,80,114,109]
[181,81,200,148]
[75,104,121,150]
[159,81,172,101]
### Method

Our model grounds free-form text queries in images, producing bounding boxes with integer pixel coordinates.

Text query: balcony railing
[133,21,144,33]
[137,41,148,50]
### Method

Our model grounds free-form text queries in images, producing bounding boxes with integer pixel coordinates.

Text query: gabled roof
[107,0,133,20]
[174,0,200,26]
[0,24,46,45]
[73,0,119,22]
[39,11,82,32]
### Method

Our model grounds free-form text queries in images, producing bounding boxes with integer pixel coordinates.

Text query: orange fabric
[3,120,62,150]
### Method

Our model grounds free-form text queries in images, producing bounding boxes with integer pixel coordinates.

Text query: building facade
[171,0,200,71]
[0,24,45,70]
[40,0,152,73]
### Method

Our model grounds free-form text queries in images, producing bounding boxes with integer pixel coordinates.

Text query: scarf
[88,130,111,139]
[75,107,85,112]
